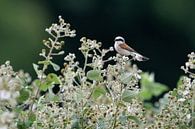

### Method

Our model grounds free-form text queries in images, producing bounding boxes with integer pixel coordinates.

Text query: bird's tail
[135,53,149,61]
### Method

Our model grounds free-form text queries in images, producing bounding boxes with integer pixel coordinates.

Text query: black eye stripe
[115,39,124,42]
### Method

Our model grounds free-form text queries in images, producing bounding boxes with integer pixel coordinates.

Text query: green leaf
[140,73,168,100]
[17,88,30,103]
[34,74,60,91]
[17,121,27,129]
[120,72,132,84]
[75,89,84,103]
[28,112,36,125]
[34,79,41,87]
[32,63,39,76]
[34,79,49,91]
[97,118,106,129]
[39,82,51,91]
[47,73,61,84]
[17,112,36,129]
[122,90,138,102]
[71,119,81,129]
[50,61,60,71]
[139,90,152,100]
[92,86,107,99]
[38,60,50,65]
[87,70,103,81]
[151,82,168,96]
[171,88,177,97]
[143,102,154,110]
[127,115,141,125]
[119,115,127,125]
[96,95,112,104]
[45,93,60,102]
[14,107,22,113]
[177,76,186,88]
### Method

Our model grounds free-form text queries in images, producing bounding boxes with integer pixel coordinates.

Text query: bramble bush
[0,16,194,129]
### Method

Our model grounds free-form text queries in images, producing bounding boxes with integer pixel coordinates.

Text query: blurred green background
[0,0,195,89]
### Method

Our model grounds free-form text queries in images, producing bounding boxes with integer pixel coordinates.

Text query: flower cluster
[45,16,76,38]
[0,61,20,106]
[0,16,194,129]
[30,17,194,129]
[143,52,195,129]
[181,52,195,78]
[0,61,27,129]
[31,17,144,128]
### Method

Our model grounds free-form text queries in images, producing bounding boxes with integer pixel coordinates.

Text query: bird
[114,36,149,61]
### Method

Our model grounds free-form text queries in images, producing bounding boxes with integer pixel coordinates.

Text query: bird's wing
[119,43,137,53]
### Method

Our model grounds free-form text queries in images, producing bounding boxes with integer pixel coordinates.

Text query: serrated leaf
[50,62,60,71]
[17,88,30,103]
[92,86,107,99]
[87,70,103,81]
[122,90,138,102]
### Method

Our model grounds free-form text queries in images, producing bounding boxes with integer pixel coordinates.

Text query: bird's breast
[114,43,131,56]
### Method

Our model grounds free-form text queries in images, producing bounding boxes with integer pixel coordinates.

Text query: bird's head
[114,36,125,43]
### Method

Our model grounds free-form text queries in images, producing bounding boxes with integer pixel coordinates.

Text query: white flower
[177,98,186,102]
[109,47,114,51]
[183,90,189,96]
[0,126,7,129]
[186,114,191,120]
[127,106,139,113]
[64,53,76,61]
[0,112,14,124]
[0,90,11,100]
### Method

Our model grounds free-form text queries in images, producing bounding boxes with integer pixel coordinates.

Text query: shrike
[114,36,149,61]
